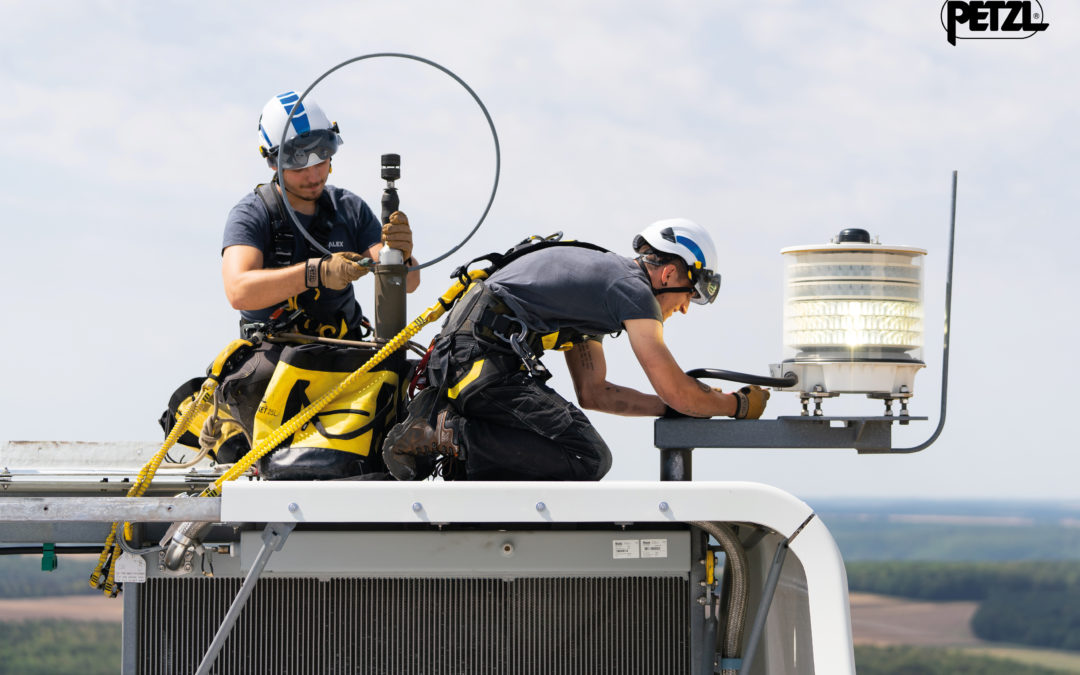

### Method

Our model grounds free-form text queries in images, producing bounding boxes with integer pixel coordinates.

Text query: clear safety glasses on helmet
[691,267,721,305]
[275,128,342,170]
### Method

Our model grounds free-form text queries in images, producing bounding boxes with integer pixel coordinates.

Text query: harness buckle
[508,328,548,379]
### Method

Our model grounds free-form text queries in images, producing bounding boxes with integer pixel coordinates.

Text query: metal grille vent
[137,576,689,674]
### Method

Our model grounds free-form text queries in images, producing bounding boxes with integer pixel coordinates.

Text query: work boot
[383,389,462,481]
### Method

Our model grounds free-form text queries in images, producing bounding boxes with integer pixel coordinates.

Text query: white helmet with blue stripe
[258,91,342,170]
[633,218,721,305]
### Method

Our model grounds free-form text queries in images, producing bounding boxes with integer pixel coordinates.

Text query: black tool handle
[380,153,401,225]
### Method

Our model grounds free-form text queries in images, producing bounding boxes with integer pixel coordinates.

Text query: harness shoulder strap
[451,234,611,281]
[254,182,295,269]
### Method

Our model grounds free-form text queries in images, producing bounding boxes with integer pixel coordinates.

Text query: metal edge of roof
[220,480,814,537]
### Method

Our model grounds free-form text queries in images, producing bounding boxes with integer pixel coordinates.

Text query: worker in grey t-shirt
[383,219,770,481]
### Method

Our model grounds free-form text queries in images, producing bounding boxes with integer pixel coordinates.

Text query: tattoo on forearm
[696,380,711,393]
[579,348,595,371]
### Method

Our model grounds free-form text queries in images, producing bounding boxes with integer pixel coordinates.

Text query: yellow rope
[90,340,251,592]
[92,271,486,595]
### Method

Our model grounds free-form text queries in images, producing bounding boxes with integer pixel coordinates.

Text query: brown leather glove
[382,211,413,262]
[732,385,770,420]
[313,251,368,290]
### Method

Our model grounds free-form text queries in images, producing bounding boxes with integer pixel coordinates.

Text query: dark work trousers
[427,334,612,481]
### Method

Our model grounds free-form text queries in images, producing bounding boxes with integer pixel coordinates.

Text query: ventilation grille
[137,576,690,674]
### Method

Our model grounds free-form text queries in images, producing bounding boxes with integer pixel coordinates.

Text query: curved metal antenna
[894,170,957,453]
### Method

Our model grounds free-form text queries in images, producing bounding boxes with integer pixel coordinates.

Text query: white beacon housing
[770,228,927,397]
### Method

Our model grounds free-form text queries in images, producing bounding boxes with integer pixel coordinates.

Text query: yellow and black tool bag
[159,342,283,464]
[252,342,407,480]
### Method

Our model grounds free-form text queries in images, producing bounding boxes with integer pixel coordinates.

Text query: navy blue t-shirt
[222,184,382,329]
[486,247,662,336]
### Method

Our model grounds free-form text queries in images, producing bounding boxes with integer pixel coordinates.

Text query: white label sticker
[115,552,147,583]
[641,538,668,558]
[612,539,641,559]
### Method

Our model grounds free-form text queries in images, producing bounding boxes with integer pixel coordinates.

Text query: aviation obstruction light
[770,228,928,415]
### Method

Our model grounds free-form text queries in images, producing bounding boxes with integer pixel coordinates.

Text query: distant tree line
[848,561,1080,651]
[0,555,99,598]
[827,520,1080,561]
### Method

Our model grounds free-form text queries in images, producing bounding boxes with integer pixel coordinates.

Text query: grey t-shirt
[486,247,662,336]
[222,184,382,328]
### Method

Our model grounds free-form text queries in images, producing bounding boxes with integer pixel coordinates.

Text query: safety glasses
[691,268,721,305]
[277,129,341,170]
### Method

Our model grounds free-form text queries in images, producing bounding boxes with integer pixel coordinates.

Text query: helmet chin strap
[636,257,692,297]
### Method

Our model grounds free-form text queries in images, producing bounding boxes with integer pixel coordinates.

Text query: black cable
[685,368,797,388]
[276,53,501,271]
[0,546,106,556]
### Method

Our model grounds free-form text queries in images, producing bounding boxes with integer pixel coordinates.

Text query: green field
[855,645,1077,674]
[0,621,120,675]
[959,645,1080,673]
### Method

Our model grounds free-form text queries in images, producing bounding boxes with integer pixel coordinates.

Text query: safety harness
[246,180,370,340]
[444,233,613,379]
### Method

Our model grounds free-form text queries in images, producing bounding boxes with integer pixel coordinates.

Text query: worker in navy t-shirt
[222,91,420,339]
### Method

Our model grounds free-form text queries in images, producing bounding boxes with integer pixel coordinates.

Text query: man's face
[280,160,331,201]
[655,263,694,321]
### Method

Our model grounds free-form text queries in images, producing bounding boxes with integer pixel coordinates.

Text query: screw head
[287,502,299,513]
[535,502,546,512]
[412,502,423,512]
[659,501,670,512]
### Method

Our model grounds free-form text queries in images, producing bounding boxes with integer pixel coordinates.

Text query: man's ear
[662,263,678,286]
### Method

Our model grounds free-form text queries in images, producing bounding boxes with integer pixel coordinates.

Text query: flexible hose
[692,521,749,675]
[685,368,797,389]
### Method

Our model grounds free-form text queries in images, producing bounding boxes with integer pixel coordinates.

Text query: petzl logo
[941,1,1049,46]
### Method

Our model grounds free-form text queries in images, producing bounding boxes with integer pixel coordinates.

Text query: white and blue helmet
[258,91,342,170]
[633,218,721,304]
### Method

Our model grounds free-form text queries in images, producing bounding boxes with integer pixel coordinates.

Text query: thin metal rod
[196,522,295,675]
[122,580,139,674]
[895,170,957,453]
[738,542,789,675]
[739,514,815,675]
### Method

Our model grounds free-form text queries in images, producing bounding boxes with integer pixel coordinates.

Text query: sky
[1,1,1078,503]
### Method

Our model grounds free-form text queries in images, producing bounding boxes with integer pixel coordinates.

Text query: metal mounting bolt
[659,501,669,512]
[412,502,423,512]
[287,502,299,513]
[535,502,546,512]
